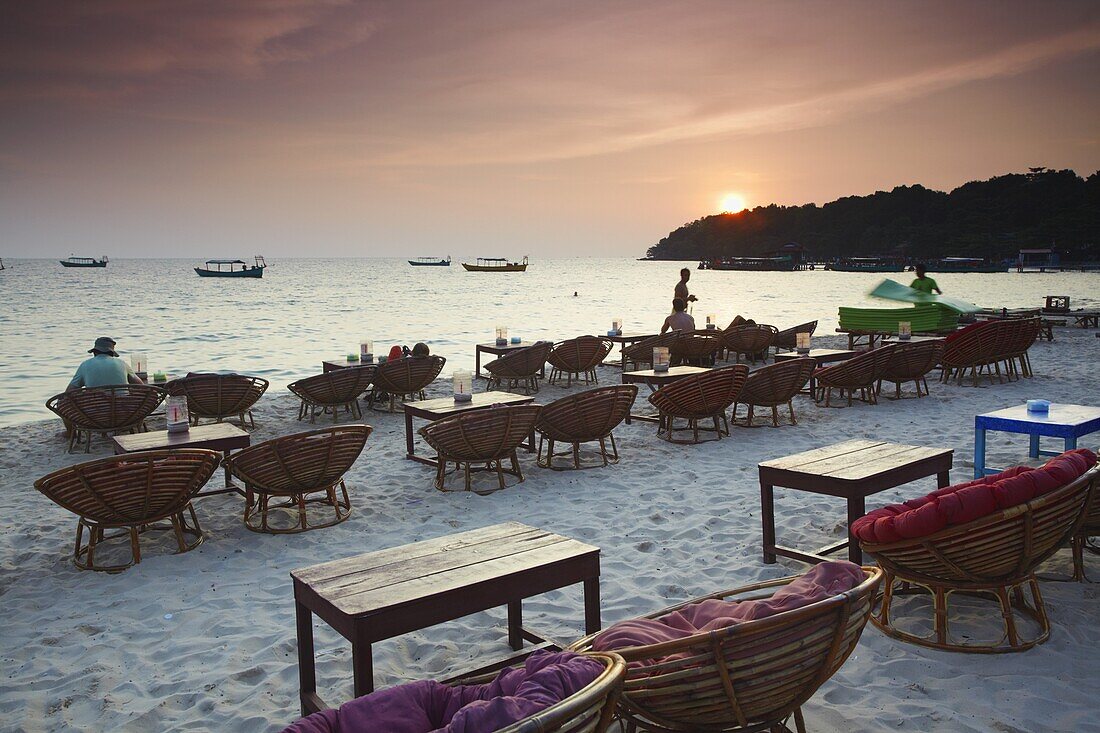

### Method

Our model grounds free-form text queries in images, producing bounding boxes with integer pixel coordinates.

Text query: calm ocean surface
[1,257,1097,426]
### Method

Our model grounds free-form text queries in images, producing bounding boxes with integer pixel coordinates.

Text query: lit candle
[166,395,190,433]
[131,352,148,376]
[360,339,373,362]
[612,318,623,335]
[796,332,811,353]
[898,321,912,340]
[706,314,716,330]
[453,370,473,402]
[653,346,670,372]
[495,325,508,345]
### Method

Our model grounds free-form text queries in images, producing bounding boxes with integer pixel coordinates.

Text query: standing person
[674,268,698,309]
[67,337,142,390]
[910,264,942,295]
[661,298,696,334]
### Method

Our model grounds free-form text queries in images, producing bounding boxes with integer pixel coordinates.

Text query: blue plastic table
[974,403,1100,478]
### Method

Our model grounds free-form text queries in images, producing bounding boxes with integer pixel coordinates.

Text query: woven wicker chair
[733,357,815,427]
[773,320,818,352]
[224,425,371,534]
[34,449,220,572]
[860,464,1098,652]
[941,318,1040,386]
[1072,486,1100,582]
[670,330,723,367]
[46,384,166,453]
[622,332,682,371]
[721,324,778,364]
[535,385,637,470]
[419,404,541,494]
[648,365,748,444]
[368,355,446,412]
[485,341,553,394]
[164,373,269,429]
[547,336,613,387]
[569,567,883,733]
[813,345,896,408]
[288,367,376,423]
[876,340,945,399]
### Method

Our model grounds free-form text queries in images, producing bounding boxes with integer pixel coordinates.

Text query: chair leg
[573,442,580,469]
[788,400,796,425]
[511,450,523,482]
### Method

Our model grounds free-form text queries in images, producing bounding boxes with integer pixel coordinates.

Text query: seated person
[661,298,696,334]
[411,342,430,357]
[68,337,142,390]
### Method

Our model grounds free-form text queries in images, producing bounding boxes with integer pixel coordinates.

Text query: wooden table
[112,423,251,497]
[974,403,1100,478]
[758,439,953,565]
[291,522,601,714]
[404,392,536,466]
[322,358,378,374]
[774,348,857,395]
[835,328,956,350]
[475,341,545,379]
[621,366,709,424]
[603,332,657,369]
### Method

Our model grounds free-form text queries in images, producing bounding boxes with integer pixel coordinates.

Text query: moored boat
[462,256,529,272]
[60,256,108,268]
[829,257,904,273]
[927,257,1009,273]
[699,255,795,271]
[195,256,267,278]
[409,256,451,267]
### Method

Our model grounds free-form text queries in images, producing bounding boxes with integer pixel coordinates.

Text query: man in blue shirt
[68,337,142,390]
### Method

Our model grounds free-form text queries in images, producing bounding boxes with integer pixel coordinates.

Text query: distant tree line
[645,169,1099,262]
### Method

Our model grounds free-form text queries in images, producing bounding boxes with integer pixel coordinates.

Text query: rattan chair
[419,404,541,494]
[288,367,376,423]
[485,341,553,394]
[773,320,818,352]
[721,324,778,364]
[648,365,748,444]
[860,464,1098,652]
[535,385,637,470]
[941,318,1040,386]
[622,332,682,371]
[224,425,371,534]
[876,340,945,399]
[1072,486,1100,582]
[733,357,815,427]
[569,567,883,733]
[813,345,896,407]
[547,336,613,387]
[34,449,221,572]
[670,330,723,367]
[164,373,269,428]
[368,355,446,412]
[46,384,166,453]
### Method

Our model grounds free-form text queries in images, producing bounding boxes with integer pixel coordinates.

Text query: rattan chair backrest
[419,404,541,461]
[535,385,638,442]
[165,373,269,419]
[46,384,166,432]
[225,425,371,495]
[288,367,376,406]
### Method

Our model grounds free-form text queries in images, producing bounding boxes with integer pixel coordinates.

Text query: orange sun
[719,193,748,213]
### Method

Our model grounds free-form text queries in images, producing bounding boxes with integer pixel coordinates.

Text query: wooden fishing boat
[195,256,267,278]
[462,256,529,272]
[408,256,451,267]
[699,255,796,271]
[829,257,903,273]
[60,256,108,268]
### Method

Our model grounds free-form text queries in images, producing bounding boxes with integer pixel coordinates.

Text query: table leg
[475,346,482,379]
[583,577,601,634]
[405,410,415,459]
[507,600,523,651]
[937,470,950,489]
[223,450,233,488]
[761,482,776,564]
[1066,436,1078,450]
[846,496,866,564]
[352,637,374,697]
[973,426,986,479]
[295,601,318,716]
[1029,433,1040,459]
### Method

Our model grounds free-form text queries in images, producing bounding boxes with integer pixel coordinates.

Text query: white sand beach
[1,329,1098,733]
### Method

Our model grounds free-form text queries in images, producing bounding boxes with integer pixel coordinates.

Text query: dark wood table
[835,328,956,350]
[603,332,658,369]
[404,392,536,466]
[291,522,601,714]
[112,423,251,498]
[322,358,379,374]
[774,348,857,395]
[621,366,709,424]
[475,341,546,379]
[758,439,953,565]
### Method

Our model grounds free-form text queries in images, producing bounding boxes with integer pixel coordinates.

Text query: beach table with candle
[322,358,378,374]
[474,341,545,379]
[835,327,957,350]
[774,348,858,395]
[112,422,250,498]
[403,392,537,466]
[621,365,710,424]
[602,332,658,369]
[974,403,1100,478]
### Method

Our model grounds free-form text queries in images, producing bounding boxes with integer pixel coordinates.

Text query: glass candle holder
[796,332,811,353]
[453,370,473,402]
[165,395,190,434]
[898,321,912,340]
[360,339,373,361]
[495,325,508,345]
[612,318,623,335]
[131,353,148,376]
[706,314,716,330]
[653,346,670,372]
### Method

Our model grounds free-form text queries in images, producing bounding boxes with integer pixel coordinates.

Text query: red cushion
[851,449,1096,544]
[945,320,989,343]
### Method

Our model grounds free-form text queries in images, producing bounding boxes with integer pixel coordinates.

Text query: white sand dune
[1,330,1098,732]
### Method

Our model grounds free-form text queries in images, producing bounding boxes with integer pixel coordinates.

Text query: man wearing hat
[67,337,142,390]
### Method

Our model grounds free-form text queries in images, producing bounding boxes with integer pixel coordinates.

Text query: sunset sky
[1,0,1098,258]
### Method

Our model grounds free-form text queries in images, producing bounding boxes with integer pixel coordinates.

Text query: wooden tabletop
[775,349,856,361]
[759,439,953,496]
[476,341,542,352]
[323,358,378,370]
[404,391,534,418]
[606,333,657,343]
[291,522,598,620]
[113,422,250,453]
[622,365,709,383]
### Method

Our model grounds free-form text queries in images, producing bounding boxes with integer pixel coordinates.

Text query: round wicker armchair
[34,449,221,572]
[860,464,1098,652]
[164,373,269,428]
[622,332,681,371]
[368,355,446,412]
[419,404,541,494]
[721,324,778,364]
[46,384,166,453]
[648,365,748,444]
[547,336,613,387]
[670,331,723,367]
[733,357,815,427]
[485,341,553,394]
[535,385,637,470]
[225,425,371,533]
[288,367,376,423]
[813,345,896,408]
[569,567,883,733]
[876,339,944,399]
[941,318,1040,386]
